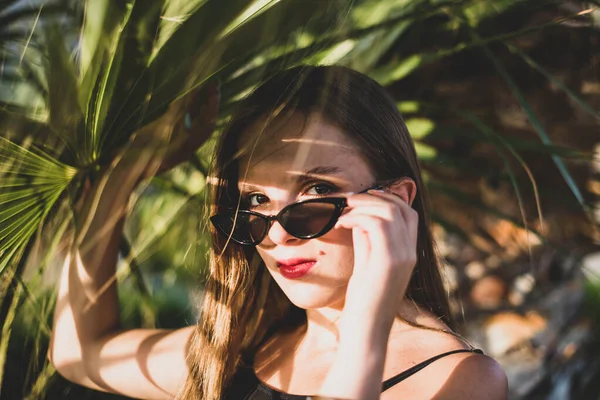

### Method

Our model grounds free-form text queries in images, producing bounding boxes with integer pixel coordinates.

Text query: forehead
[237,113,372,189]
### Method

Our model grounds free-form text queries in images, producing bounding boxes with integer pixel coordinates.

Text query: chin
[278,281,346,310]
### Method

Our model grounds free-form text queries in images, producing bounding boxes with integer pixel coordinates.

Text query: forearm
[49,166,137,379]
[318,312,393,400]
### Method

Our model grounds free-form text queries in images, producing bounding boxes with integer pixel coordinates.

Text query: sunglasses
[210,183,385,246]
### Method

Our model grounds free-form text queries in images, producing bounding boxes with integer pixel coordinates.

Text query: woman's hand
[336,183,418,333]
[318,181,418,399]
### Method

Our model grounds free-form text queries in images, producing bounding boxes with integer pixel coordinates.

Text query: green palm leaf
[506,43,600,120]
[481,44,588,209]
[0,137,77,275]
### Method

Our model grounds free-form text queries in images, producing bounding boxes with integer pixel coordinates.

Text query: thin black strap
[381,349,484,392]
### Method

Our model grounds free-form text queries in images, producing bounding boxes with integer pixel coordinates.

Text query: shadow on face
[231,111,375,310]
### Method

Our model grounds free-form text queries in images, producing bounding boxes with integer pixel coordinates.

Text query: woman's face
[237,113,375,310]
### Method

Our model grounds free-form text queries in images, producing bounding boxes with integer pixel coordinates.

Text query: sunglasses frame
[210,197,347,246]
[210,183,388,246]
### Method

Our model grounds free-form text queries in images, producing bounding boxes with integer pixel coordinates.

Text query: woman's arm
[49,84,218,399]
[49,166,194,399]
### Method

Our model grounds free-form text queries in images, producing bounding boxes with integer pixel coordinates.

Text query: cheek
[319,225,354,249]
[316,227,355,274]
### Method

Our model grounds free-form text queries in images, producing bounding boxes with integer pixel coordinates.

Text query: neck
[303,301,344,348]
[301,298,420,350]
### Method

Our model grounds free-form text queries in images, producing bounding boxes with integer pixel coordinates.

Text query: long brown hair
[178,66,453,400]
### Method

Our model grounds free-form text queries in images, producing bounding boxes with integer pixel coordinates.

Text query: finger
[343,195,414,228]
[337,211,418,250]
[367,189,407,206]
[366,189,417,222]
[348,189,410,214]
[338,211,418,245]
[347,191,419,232]
[340,206,396,226]
[335,214,416,257]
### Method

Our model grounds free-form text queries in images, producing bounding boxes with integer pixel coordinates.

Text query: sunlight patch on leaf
[414,141,437,160]
[318,39,357,66]
[154,0,207,58]
[463,0,521,27]
[406,118,435,140]
[370,54,423,86]
[218,0,281,40]
[398,101,420,114]
[351,0,412,28]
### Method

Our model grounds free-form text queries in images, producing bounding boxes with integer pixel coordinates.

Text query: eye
[305,183,338,196]
[246,193,269,207]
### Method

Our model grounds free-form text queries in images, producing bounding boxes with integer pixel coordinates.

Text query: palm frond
[0,137,77,275]
[481,44,588,209]
[506,43,600,120]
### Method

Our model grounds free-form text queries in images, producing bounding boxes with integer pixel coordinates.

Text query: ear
[387,178,417,206]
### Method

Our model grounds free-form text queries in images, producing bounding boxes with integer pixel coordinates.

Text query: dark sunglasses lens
[281,202,338,237]
[211,212,268,244]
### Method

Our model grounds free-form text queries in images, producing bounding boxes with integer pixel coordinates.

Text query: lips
[276,258,316,279]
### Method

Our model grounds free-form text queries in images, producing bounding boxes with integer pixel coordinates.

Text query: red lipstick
[277,258,316,279]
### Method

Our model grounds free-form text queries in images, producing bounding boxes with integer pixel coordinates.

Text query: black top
[223,348,483,399]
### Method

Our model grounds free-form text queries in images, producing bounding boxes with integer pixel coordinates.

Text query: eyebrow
[238,166,346,194]
[291,166,345,186]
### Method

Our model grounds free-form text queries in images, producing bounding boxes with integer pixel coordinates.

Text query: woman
[49,66,507,400]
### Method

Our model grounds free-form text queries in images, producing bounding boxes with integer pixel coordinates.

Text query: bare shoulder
[383,350,507,399]
[431,352,508,399]
[382,325,507,399]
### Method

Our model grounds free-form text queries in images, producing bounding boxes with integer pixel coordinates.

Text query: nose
[262,219,298,246]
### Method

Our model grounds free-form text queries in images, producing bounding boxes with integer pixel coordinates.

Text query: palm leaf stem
[0,233,35,390]
[506,42,600,120]
[0,282,22,392]
[458,110,546,235]
[221,0,476,92]
[373,5,599,87]
[480,44,588,210]
[25,361,55,400]
[464,113,540,261]
[0,3,72,29]
[16,3,42,66]
[447,4,590,215]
